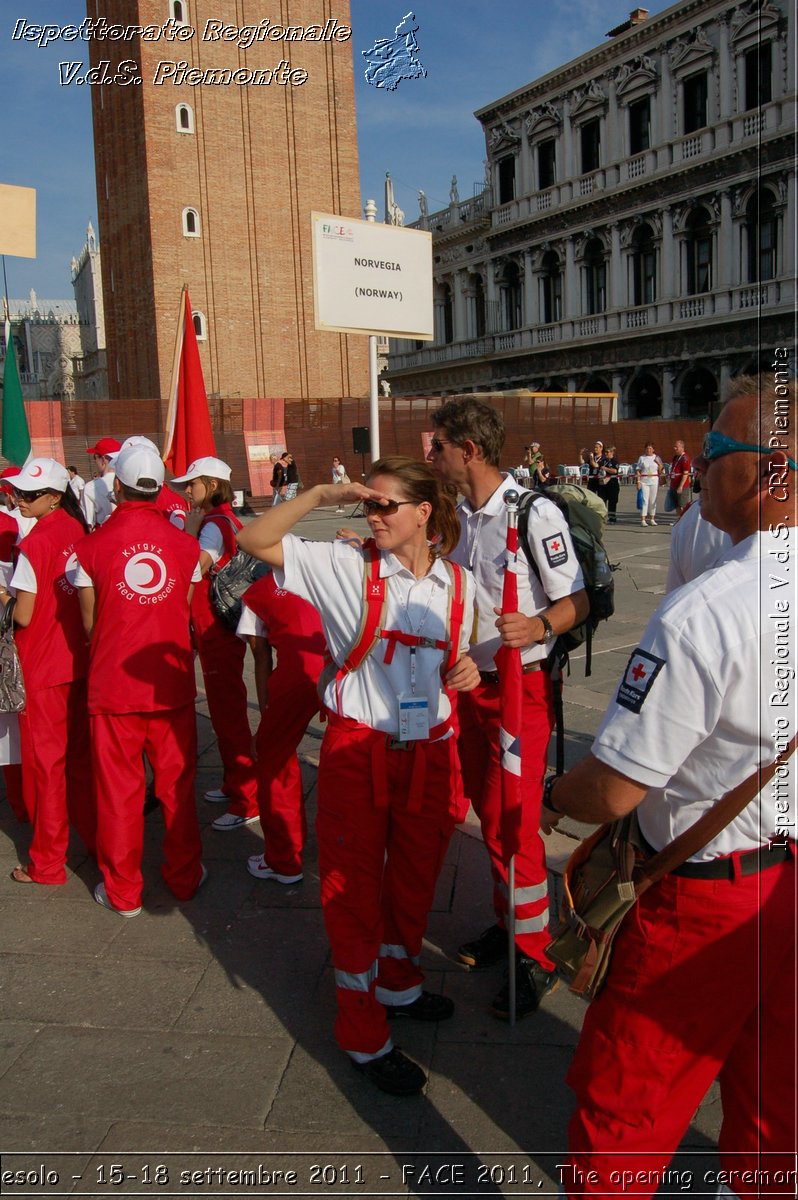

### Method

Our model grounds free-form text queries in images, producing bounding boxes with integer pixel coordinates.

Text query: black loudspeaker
[352,426,370,455]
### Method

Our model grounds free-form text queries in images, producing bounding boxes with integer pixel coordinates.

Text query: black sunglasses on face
[362,499,416,516]
[429,437,453,453]
[12,487,51,501]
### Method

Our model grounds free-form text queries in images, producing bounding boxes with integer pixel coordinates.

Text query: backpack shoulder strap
[440,559,466,677]
[203,512,240,571]
[339,538,387,675]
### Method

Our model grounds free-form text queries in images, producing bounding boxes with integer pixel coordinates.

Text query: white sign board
[312,212,433,340]
[0,184,36,258]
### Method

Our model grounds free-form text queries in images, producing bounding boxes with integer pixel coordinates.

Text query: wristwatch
[542,773,562,814]
[538,613,555,645]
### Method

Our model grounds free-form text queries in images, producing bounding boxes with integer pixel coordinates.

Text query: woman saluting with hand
[238,457,479,1097]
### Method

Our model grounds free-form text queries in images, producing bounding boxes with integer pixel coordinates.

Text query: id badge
[398,694,430,741]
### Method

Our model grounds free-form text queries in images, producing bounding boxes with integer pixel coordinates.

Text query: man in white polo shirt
[428,397,588,1020]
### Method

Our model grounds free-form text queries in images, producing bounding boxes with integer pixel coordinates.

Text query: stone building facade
[388,0,795,417]
[70,222,108,400]
[88,0,368,402]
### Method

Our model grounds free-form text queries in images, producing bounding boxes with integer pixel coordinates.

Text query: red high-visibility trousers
[2,763,27,823]
[456,671,555,966]
[253,676,319,876]
[566,855,796,1198]
[19,679,95,884]
[195,622,257,816]
[317,716,458,1060]
[91,704,203,910]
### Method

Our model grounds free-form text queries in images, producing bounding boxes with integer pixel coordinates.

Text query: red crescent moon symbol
[30,465,43,478]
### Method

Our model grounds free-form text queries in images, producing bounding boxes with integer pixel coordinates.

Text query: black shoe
[491,956,559,1020]
[351,1047,426,1096]
[457,923,508,969]
[387,991,454,1021]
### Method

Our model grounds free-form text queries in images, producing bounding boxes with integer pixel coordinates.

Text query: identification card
[398,694,430,741]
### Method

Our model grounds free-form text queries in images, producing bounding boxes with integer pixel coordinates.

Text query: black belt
[479,662,542,686]
[641,833,792,880]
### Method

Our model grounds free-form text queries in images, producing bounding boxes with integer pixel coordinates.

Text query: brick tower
[88,0,368,401]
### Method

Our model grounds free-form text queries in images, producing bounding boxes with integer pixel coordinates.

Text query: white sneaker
[246,854,303,884]
[204,787,229,803]
[212,812,260,831]
[94,880,142,918]
[649,519,657,526]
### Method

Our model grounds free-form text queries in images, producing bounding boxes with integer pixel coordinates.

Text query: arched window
[500,262,522,331]
[171,0,187,23]
[192,311,207,341]
[686,208,712,294]
[584,238,606,314]
[746,190,778,282]
[182,207,200,237]
[541,250,562,323]
[175,103,194,133]
[632,223,657,305]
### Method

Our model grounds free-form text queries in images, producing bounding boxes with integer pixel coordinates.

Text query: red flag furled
[497,491,524,864]
[162,286,216,475]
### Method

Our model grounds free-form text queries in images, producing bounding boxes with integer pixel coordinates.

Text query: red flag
[162,287,216,475]
[497,508,524,864]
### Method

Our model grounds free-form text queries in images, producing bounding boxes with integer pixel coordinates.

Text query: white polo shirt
[450,475,584,671]
[592,529,797,860]
[81,472,116,528]
[277,534,474,735]
[665,499,732,594]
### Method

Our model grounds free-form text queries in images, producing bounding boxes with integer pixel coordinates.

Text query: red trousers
[18,680,95,884]
[457,671,555,965]
[91,704,203,910]
[195,621,257,815]
[317,715,459,1060]
[566,854,797,1198]
[2,763,27,823]
[253,676,319,876]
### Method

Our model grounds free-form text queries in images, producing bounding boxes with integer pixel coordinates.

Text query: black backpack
[517,483,616,772]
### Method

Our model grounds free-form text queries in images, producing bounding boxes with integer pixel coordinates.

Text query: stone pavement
[0,488,722,1197]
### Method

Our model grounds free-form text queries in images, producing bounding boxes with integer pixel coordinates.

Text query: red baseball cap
[0,465,21,495]
[86,437,122,456]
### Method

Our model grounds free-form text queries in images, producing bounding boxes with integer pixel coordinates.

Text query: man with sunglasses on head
[540,375,797,1197]
[427,398,589,1020]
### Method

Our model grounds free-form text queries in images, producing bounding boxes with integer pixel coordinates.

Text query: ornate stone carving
[524,101,562,137]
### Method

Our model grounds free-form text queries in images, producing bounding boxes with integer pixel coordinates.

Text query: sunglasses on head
[362,499,416,517]
[12,487,52,501]
[428,436,453,453]
[700,431,798,470]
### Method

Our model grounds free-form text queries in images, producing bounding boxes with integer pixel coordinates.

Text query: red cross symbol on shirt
[550,540,560,552]
[632,662,647,682]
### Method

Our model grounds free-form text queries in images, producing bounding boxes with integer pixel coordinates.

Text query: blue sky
[1,1,670,299]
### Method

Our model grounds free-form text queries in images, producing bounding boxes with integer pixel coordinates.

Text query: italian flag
[2,305,31,466]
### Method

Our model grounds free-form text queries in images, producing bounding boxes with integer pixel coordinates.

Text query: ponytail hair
[367,456,461,558]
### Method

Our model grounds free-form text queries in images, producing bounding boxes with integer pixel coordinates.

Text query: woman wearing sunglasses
[1,459,95,886]
[238,457,479,1097]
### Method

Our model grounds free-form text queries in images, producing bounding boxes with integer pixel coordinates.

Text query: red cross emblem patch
[617,648,665,714]
[542,533,568,568]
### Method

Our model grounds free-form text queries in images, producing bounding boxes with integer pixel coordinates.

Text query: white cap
[170,456,232,486]
[120,435,160,454]
[114,444,165,494]
[12,457,70,493]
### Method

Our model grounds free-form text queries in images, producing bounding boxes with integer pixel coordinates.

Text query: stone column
[657,45,673,165]
[524,249,539,327]
[606,78,620,165]
[562,96,574,185]
[610,223,623,309]
[452,272,467,343]
[717,189,734,295]
[564,238,579,319]
[661,365,677,419]
[660,206,675,298]
[718,16,733,122]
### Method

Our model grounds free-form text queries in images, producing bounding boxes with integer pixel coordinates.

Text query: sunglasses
[700,431,798,471]
[428,437,453,454]
[362,499,416,517]
[12,487,52,501]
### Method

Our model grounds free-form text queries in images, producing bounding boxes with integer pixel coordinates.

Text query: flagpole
[502,488,521,1027]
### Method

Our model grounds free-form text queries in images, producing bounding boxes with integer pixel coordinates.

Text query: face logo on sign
[616,648,665,714]
[124,552,167,596]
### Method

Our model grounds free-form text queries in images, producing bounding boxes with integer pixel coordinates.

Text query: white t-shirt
[277,535,474,735]
[81,472,116,528]
[592,529,797,859]
[665,499,732,594]
[636,454,661,480]
[12,553,82,594]
[198,521,225,566]
[450,475,584,671]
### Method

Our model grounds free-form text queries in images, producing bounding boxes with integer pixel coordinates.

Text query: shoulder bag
[0,598,26,713]
[546,734,797,1000]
